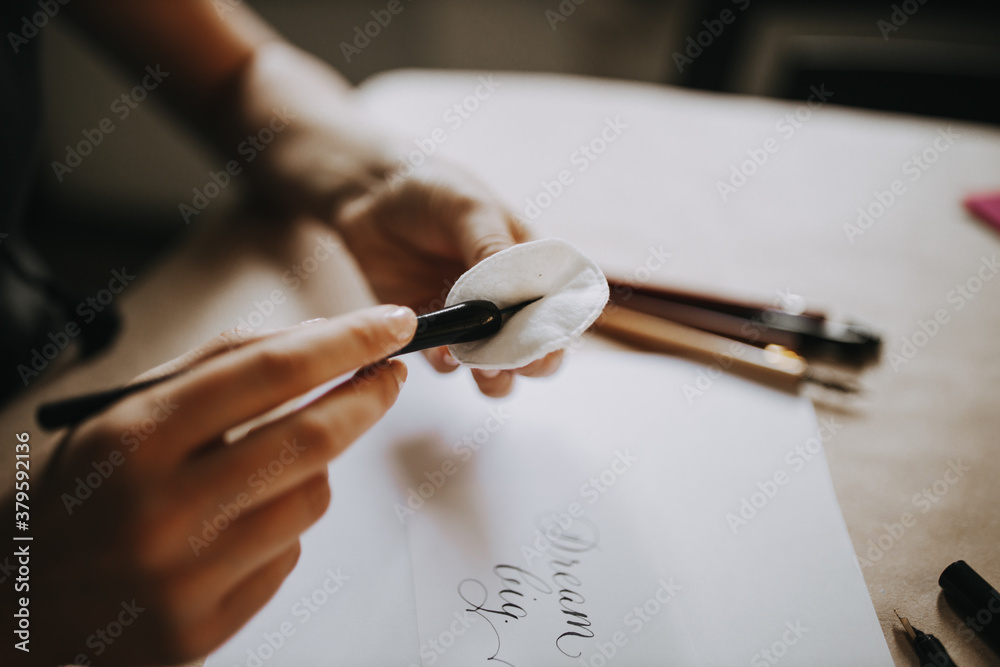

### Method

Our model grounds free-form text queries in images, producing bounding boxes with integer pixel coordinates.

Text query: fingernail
[479,368,501,379]
[384,306,416,340]
[300,318,327,326]
[441,350,461,367]
[392,361,408,389]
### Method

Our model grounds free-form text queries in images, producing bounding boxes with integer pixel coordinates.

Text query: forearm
[230,41,401,220]
[66,0,400,220]
[65,0,259,147]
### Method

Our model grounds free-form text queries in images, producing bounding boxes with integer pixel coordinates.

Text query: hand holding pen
[37,298,540,430]
[19,293,550,664]
[11,306,418,665]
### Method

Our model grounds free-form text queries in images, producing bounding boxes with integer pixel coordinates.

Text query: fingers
[472,368,516,398]
[91,363,404,656]
[470,350,563,397]
[508,213,532,244]
[130,319,327,384]
[423,347,462,374]
[514,350,564,378]
[426,344,563,395]
[192,360,405,512]
[161,360,402,644]
[108,305,416,463]
[185,475,329,605]
[195,540,303,657]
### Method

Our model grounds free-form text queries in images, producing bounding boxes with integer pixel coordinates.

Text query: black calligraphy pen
[36,297,540,430]
[894,610,959,667]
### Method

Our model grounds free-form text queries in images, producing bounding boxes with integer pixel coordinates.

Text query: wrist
[233,42,401,221]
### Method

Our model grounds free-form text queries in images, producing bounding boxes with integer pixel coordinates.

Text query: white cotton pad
[445,238,609,369]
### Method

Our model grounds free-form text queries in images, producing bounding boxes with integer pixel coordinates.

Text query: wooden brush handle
[595,305,807,393]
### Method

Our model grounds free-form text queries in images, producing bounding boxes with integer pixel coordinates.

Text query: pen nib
[499,296,542,316]
[894,609,917,641]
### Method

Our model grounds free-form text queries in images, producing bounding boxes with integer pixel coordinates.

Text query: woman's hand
[20,305,415,666]
[335,160,564,398]
[230,45,564,398]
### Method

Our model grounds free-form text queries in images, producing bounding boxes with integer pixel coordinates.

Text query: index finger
[129,319,326,385]
[104,305,416,461]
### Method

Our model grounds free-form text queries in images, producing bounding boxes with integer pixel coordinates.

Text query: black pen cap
[939,560,1000,639]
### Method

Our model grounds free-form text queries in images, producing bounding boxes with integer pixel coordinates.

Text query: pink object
[964,192,1000,233]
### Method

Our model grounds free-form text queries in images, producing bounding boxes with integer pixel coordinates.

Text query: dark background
[25,0,1000,287]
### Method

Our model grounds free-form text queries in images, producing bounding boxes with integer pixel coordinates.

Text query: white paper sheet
[208,351,891,667]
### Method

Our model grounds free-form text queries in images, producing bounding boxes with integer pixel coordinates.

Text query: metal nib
[499,296,542,316]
